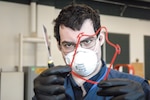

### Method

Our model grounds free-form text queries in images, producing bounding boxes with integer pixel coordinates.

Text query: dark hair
[53,4,101,45]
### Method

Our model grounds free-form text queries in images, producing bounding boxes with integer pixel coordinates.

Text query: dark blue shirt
[64,61,150,100]
[33,61,150,100]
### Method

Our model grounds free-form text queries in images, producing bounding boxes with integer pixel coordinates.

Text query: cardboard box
[131,63,144,78]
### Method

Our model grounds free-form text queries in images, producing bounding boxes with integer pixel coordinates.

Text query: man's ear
[99,32,105,46]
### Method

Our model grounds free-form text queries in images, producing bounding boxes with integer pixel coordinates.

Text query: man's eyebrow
[61,36,96,44]
[61,41,75,44]
[80,37,95,42]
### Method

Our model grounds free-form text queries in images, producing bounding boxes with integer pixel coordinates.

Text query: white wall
[101,15,150,63]
[0,1,150,71]
[0,1,30,71]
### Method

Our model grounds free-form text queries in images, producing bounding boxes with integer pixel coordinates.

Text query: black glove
[97,78,145,100]
[34,65,71,100]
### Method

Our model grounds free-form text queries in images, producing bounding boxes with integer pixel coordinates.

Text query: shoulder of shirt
[108,69,147,84]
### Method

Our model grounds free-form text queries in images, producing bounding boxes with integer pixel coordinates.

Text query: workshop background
[0,0,150,100]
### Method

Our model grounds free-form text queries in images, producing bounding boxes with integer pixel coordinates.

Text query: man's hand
[34,66,71,100]
[97,78,145,100]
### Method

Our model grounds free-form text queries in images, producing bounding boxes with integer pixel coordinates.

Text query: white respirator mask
[65,47,99,77]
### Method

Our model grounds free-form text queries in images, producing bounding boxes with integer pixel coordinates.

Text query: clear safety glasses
[60,37,97,54]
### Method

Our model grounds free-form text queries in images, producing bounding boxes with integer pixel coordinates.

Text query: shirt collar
[83,60,107,92]
[68,60,107,93]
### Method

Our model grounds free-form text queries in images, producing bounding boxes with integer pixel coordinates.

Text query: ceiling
[1,0,150,20]
[91,0,150,20]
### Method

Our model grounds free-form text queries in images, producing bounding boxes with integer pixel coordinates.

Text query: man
[33,4,150,100]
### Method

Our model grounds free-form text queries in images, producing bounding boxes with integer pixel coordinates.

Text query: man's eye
[83,39,93,44]
[63,43,75,48]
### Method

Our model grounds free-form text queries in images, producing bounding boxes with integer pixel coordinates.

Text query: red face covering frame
[68,26,121,84]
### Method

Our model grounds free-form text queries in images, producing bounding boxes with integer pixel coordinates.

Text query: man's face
[58,19,104,61]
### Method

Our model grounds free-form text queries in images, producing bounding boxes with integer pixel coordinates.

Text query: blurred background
[0,0,150,100]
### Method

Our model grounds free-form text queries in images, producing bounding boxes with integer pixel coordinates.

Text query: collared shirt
[66,60,107,100]
[64,60,150,100]
[32,60,150,100]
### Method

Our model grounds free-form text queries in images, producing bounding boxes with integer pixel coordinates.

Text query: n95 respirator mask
[65,47,98,77]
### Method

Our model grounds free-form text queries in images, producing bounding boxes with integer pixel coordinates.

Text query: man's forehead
[79,19,95,34]
[59,19,96,42]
